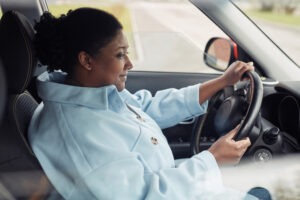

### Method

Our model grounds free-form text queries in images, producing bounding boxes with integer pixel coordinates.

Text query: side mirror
[204,37,238,71]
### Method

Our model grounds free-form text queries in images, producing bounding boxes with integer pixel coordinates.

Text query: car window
[47,0,228,73]
[235,0,300,67]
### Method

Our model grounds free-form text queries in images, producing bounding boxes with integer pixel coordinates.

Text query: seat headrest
[0,11,37,94]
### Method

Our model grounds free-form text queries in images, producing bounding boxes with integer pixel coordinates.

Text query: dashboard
[197,80,300,161]
[262,81,300,146]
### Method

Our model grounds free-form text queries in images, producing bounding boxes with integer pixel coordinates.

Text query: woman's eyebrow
[116,45,129,50]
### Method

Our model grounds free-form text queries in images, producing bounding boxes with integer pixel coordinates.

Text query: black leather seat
[0,60,6,124]
[0,11,60,199]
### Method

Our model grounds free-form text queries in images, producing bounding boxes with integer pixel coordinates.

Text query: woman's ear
[78,51,93,71]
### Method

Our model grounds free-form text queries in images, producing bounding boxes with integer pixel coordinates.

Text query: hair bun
[34,12,67,72]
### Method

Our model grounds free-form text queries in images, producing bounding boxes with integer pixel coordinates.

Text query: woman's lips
[119,74,127,81]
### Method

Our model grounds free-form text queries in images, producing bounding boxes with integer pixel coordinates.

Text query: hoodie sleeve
[121,84,208,129]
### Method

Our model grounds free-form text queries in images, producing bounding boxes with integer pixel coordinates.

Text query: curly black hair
[34,8,123,73]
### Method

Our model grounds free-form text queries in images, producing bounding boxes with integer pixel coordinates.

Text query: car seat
[0,60,6,124]
[0,10,60,200]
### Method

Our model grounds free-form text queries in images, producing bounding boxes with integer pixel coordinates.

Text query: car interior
[0,60,6,124]
[0,0,299,199]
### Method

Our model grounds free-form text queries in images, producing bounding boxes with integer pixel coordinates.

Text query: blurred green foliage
[247,9,300,26]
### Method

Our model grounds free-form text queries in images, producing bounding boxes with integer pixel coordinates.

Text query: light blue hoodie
[28,71,256,200]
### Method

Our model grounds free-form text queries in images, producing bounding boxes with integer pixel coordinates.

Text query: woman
[29,7,263,200]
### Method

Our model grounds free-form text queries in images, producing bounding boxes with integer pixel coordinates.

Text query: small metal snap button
[151,137,158,145]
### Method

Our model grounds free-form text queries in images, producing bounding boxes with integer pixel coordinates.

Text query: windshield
[235,0,300,67]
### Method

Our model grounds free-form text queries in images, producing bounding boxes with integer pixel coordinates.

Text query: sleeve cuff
[184,84,208,116]
[193,150,219,170]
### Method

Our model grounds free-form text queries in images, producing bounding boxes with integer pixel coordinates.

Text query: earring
[86,65,92,71]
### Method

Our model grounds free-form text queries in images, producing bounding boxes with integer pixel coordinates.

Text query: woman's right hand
[220,61,254,87]
[208,125,251,165]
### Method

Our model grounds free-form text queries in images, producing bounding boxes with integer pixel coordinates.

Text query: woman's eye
[117,52,129,59]
[117,53,125,59]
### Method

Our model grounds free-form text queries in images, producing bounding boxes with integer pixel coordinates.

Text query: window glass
[235,0,300,66]
[48,0,229,73]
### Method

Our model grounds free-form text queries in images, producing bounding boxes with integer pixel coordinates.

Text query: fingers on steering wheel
[225,125,240,140]
[235,61,254,80]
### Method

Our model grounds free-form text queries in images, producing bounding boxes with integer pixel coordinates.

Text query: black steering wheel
[192,71,263,154]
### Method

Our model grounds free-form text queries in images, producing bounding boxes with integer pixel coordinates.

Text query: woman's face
[88,30,133,91]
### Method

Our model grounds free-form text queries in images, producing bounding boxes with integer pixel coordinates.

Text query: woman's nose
[125,56,133,70]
